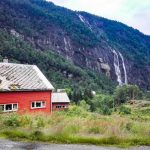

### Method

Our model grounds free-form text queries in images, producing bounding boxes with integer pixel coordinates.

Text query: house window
[56,105,66,109]
[31,101,46,109]
[0,103,18,112]
[56,106,61,108]
[6,104,12,111]
[13,104,18,110]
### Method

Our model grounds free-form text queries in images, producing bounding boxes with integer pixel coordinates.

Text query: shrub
[145,91,150,101]
[65,105,89,117]
[126,122,133,131]
[30,130,44,141]
[92,94,113,115]
[36,116,45,128]
[79,100,90,111]
[19,115,32,127]
[88,126,101,134]
[102,105,112,115]
[119,105,131,115]
[63,125,80,135]
[4,114,20,127]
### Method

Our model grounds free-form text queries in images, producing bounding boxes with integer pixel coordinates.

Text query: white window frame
[0,103,18,113]
[31,101,46,109]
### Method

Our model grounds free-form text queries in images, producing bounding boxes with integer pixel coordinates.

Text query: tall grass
[0,105,150,147]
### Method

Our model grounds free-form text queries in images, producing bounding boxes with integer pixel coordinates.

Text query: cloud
[48,0,150,35]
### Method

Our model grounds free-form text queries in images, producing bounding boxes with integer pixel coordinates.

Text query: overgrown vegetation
[0,70,149,146]
[79,84,145,115]
[0,104,150,147]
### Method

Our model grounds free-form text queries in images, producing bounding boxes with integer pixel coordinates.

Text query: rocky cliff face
[9,28,120,84]
[1,0,150,89]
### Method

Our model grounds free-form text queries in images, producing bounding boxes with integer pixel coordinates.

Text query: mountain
[0,0,150,90]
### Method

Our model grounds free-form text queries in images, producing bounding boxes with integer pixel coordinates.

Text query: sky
[47,0,150,35]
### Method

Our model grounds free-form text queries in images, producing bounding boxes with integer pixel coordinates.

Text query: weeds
[0,105,150,147]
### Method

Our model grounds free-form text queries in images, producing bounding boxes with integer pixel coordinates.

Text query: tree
[92,94,113,115]
[71,88,83,104]
[127,85,140,100]
[145,91,150,101]
[79,100,90,111]
[113,85,141,105]
[114,85,129,104]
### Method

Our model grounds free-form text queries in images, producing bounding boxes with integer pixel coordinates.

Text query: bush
[4,114,20,127]
[36,116,45,128]
[63,125,80,135]
[88,126,102,134]
[19,115,32,127]
[79,100,90,111]
[65,105,89,117]
[119,105,131,115]
[145,91,150,101]
[92,94,113,115]
[102,105,112,115]
[30,130,44,141]
[126,122,133,131]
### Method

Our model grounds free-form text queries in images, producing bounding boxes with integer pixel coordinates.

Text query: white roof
[0,63,54,91]
[52,92,70,103]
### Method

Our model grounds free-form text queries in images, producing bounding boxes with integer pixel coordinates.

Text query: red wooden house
[52,91,70,111]
[0,62,54,113]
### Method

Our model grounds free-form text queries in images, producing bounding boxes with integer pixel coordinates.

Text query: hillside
[0,29,115,98]
[0,0,150,89]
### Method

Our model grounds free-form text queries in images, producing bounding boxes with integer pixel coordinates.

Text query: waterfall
[112,50,123,85]
[64,37,68,52]
[64,37,71,60]
[111,49,128,85]
[77,14,92,31]
[118,52,128,84]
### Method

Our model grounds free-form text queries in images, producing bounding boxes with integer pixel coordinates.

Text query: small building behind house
[0,61,54,114]
[52,90,70,111]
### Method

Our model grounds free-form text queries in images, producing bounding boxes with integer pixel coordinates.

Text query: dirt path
[0,139,149,150]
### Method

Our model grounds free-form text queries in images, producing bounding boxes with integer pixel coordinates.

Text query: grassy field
[0,102,150,147]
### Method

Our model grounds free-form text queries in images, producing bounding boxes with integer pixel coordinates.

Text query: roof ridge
[0,63,54,91]
[0,62,35,67]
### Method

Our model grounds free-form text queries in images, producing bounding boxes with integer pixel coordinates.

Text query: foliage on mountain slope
[0,0,98,47]
[0,29,115,95]
[0,0,150,67]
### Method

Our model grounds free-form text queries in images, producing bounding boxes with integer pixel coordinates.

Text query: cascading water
[77,14,92,31]
[118,52,128,84]
[64,37,68,52]
[111,49,128,85]
[112,50,123,85]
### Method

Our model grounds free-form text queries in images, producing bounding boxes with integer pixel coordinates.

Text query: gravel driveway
[0,139,149,150]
